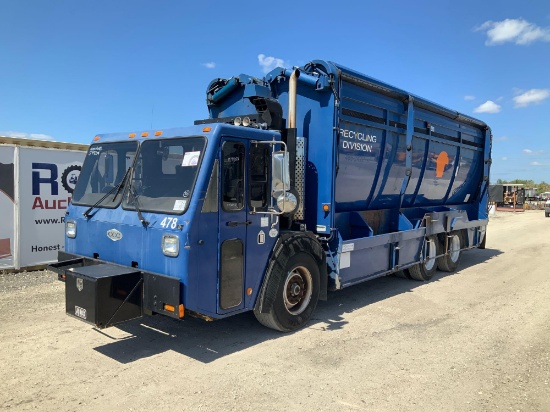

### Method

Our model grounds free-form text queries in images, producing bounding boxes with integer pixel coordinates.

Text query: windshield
[72,142,138,207]
[123,137,206,214]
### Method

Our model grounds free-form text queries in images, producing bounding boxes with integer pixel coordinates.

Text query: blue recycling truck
[49,60,491,332]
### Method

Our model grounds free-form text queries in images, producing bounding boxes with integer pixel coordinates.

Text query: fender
[255,231,327,314]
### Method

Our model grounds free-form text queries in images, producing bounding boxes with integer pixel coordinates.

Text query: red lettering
[32,197,44,209]
[32,196,71,210]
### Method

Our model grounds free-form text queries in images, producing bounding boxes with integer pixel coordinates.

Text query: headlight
[162,234,179,257]
[66,220,77,238]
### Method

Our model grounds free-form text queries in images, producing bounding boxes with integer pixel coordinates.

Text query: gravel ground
[1,210,549,411]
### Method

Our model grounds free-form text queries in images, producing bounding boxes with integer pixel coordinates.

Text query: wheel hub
[283,267,313,315]
[290,282,301,297]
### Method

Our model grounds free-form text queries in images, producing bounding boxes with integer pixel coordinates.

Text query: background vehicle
[49,60,491,332]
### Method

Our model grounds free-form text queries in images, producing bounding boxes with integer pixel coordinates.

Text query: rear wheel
[437,231,463,272]
[409,235,438,281]
[478,230,487,249]
[394,270,411,279]
[254,252,320,332]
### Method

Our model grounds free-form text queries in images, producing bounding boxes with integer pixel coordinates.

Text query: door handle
[226,221,252,227]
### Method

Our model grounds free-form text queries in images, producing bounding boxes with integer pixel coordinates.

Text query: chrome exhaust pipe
[288,69,300,129]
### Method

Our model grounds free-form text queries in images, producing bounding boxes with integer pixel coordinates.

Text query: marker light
[323,204,330,212]
[233,117,242,126]
[141,132,149,137]
[129,133,136,138]
[202,127,212,133]
[66,220,77,238]
[162,234,179,257]
[155,131,162,136]
[242,116,251,127]
[93,136,100,141]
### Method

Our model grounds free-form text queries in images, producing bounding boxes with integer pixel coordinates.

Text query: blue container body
[208,60,491,237]
[207,60,490,290]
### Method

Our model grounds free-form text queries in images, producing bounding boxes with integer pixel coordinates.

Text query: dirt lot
[1,211,549,411]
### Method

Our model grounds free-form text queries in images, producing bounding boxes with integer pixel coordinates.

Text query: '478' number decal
[160,217,178,229]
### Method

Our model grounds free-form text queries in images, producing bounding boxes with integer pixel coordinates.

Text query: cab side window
[249,145,270,210]
[222,142,245,211]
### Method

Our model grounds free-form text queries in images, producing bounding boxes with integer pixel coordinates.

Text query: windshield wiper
[83,167,132,218]
[128,185,149,227]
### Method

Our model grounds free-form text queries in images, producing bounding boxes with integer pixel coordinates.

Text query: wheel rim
[449,234,461,262]
[283,266,312,315]
[425,240,436,271]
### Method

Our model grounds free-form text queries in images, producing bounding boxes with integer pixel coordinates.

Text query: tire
[437,231,463,272]
[409,235,439,281]
[254,252,320,332]
[545,212,549,218]
[394,270,411,279]
[478,230,487,249]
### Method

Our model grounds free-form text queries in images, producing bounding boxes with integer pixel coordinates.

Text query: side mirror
[272,151,290,197]
[272,150,298,214]
[277,191,298,214]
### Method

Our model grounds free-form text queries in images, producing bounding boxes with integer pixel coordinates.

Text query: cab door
[217,138,277,314]
[218,139,248,313]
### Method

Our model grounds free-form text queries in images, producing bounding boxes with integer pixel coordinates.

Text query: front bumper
[48,252,183,328]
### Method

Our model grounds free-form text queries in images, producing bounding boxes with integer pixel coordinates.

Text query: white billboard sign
[18,147,84,267]
[0,146,16,269]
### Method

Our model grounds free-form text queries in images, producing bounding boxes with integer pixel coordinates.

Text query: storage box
[65,264,142,328]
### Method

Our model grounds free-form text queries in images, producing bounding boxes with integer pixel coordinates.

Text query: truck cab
[54,120,308,327]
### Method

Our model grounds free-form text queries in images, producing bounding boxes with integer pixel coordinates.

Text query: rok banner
[0,146,15,269]
[18,147,85,267]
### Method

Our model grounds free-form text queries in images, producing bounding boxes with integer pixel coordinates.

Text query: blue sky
[1,0,549,182]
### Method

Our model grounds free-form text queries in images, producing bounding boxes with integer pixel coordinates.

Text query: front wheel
[254,252,320,332]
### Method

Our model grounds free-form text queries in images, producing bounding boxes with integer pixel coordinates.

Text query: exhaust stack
[288,69,300,129]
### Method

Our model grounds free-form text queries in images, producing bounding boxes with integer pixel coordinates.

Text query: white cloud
[474,100,501,114]
[494,136,509,141]
[258,54,286,74]
[523,149,544,155]
[513,89,550,107]
[530,161,550,166]
[475,18,550,45]
[0,131,56,141]
[501,157,508,161]
[202,62,216,69]
[512,87,524,95]
[464,95,476,101]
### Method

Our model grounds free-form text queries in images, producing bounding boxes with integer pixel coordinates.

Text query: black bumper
[48,252,183,328]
